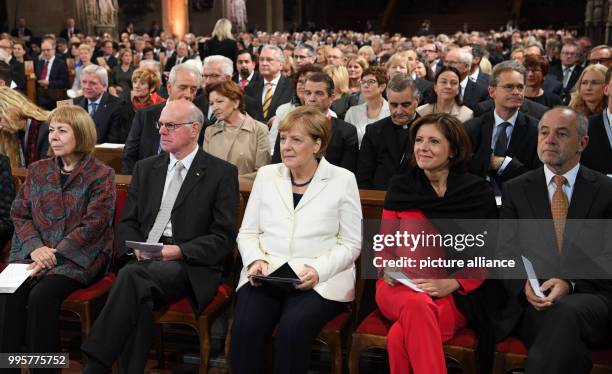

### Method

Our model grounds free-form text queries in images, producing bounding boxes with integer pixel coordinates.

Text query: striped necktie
[262,82,274,119]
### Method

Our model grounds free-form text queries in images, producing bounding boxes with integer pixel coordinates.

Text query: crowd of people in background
[0,14,611,374]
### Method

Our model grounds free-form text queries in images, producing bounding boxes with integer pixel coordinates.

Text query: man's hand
[489,155,505,171]
[524,279,570,311]
[161,245,183,261]
[38,79,49,88]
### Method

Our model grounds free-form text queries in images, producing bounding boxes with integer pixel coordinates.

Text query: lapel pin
[196,172,200,176]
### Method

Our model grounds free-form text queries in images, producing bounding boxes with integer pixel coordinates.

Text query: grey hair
[169,62,203,86]
[386,73,420,98]
[489,60,526,87]
[139,59,162,70]
[82,64,108,86]
[203,55,234,77]
[186,103,205,126]
[455,48,473,66]
[261,44,285,63]
[295,44,315,58]
[540,106,588,138]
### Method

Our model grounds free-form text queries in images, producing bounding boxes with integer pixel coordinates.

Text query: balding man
[82,99,239,373]
[497,106,612,374]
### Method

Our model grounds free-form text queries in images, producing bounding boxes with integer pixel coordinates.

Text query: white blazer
[236,158,363,302]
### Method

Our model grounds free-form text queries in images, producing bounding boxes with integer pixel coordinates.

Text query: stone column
[75,0,118,38]
[162,0,189,39]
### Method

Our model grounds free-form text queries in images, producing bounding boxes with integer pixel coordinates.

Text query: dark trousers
[230,282,345,374]
[81,260,191,373]
[518,293,610,374]
[0,275,82,374]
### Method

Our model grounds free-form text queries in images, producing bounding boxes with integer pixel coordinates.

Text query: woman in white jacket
[230,106,363,374]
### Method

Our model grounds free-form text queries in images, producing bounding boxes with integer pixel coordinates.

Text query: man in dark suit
[549,42,583,101]
[122,63,209,174]
[445,47,489,112]
[422,42,443,76]
[357,74,419,190]
[467,44,490,87]
[35,39,69,110]
[582,68,612,175]
[497,106,612,374]
[271,72,358,173]
[245,45,295,126]
[473,97,548,120]
[59,18,81,41]
[163,41,193,72]
[81,99,239,374]
[10,18,33,43]
[465,61,541,191]
[99,40,118,69]
[0,37,25,93]
[233,50,259,90]
[74,65,128,143]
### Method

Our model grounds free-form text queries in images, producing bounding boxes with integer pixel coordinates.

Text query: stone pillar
[75,0,118,38]
[162,0,189,39]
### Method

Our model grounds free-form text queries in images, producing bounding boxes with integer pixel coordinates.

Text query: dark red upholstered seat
[66,273,115,301]
[166,282,233,315]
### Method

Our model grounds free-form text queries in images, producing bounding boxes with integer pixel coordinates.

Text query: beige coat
[416,103,474,123]
[203,114,271,181]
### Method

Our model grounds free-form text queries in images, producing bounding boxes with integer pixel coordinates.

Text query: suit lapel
[173,150,208,212]
[149,154,169,217]
[269,76,286,113]
[480,111,495,151]
[524,168,552,219]
[295,159,331,212]
[507,112,526,155]
[565,167,597,237]
[273,165,295,213]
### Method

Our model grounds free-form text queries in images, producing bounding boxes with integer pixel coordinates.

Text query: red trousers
[375,279,467,374]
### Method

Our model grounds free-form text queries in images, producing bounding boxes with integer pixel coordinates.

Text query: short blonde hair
[323,64,350,95]
[385,53,408,70]
[47,105,97,156]
[78,43,93,55]
[131,67,161,91]
[278,106,330,159]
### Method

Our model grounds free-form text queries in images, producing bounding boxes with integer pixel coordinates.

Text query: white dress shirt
[543,162,579,204]
[161,145,198,236]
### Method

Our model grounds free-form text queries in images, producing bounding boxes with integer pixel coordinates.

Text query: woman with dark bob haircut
[376,113,499,374]
[523,54,562,108]
[417,66,474,123]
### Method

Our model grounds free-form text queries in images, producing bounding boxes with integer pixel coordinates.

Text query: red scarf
[132,92,166,112]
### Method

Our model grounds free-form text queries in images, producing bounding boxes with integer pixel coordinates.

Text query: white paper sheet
[386,271,425,292]
[521,256,546,298]
[0,264,33,293]
[96,143,125,149]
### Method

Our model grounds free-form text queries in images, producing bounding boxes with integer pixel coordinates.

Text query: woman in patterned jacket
[0,105,116,364]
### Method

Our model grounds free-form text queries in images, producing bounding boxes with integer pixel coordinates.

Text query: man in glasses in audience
[122,62,208,174]
[465,60,541,195]
[588,45,612,69]
[82,99,239,373]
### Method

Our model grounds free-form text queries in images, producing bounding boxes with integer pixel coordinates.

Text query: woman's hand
[27,262,45,277]
[247,260,269,286]
[382,267,401,287]
[296,265,319,290]
[412,278,460,298]
[30,246,57,269]
[0,116,18,134]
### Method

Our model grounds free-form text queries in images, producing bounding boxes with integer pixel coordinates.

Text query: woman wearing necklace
[344,67,390,147]
[230,106,362,374]
[203,80,270,181]
[375,113,499,374]
[1,105,116,367]
[417,66,473,123]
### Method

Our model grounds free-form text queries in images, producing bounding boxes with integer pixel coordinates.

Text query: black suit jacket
[462,79,490,112]
[357,116,416,190]
[271,117,358,173]
[542,77,563,97]
[233,71,261,91]
[9,58,26,93]
[35,57,69,89]
[549,64,583,99]
[415,77,433,104]
[473,98,549,120]
[75,92,128,144]
[122,95,210,174]
[496,166,612,339]
[200,37,239,64]
[163,54,195,72]
[59,28,81,40]
[465,111,541,182]
[582,112,612,175]
[117,150,239,313]
[475,71,490,87]
[245,75,295,123]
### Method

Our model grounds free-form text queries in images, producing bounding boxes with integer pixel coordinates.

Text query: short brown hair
[361,67,388,87]
[47,105,97,156]
[206,80,245,114]
[523,54,549,76]
[278,106,330,159]
[132,67,161,91]
[409,113,472,171]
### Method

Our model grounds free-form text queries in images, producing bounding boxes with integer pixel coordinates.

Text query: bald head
[158,99,204,158]
[537,107,589,174]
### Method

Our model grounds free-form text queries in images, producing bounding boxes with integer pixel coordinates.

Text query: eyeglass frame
[495,84,525,92]
[359,79,379,86]
[156,121,194,131]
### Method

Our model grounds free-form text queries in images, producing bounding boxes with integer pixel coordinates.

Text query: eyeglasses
[444,60,464,67]
[359,79,378,86]
[561,51,577,56]
[496,84,525,92]
[589,58,612,65]
[156,121,193,131]
[580,79,604,86]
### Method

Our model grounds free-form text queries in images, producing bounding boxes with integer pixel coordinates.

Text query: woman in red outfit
[376,112,498,374]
